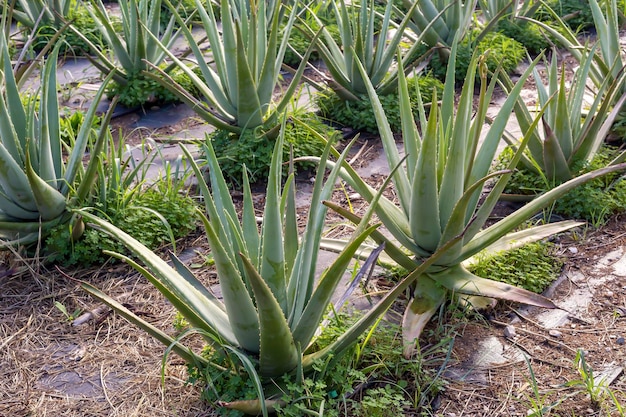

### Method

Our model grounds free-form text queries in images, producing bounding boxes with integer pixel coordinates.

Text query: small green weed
[45,183,198,266]
[316,75,444,133]
[468,242,563,294]
[427,30,526,82]
[523,356,564,416]
[187,312,451,416]
[569,349,606,406]
[107,64,202,108]
[54,301,82,322]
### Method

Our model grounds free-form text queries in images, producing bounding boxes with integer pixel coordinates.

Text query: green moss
[468,242,563,294]
[315,75,444,133]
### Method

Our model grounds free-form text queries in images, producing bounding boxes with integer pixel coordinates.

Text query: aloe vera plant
[318,45,626,357]
[302,0,424,100]
[0,31,114,247]
[80,129,410,414]
[80,126,474,413]
[503,49,626,186]
[5,0,72,29]
[69,0,182,106]
[404,0,478,50]
[143,0,311,134]
[525,0,623,90]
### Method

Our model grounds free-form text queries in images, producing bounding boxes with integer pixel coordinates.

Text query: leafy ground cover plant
[478,0,549,55]
[317,44,626,357]
[183,311,451,416]
[425,29,527,82]
[467,241,563,294]
[316,74,444,133]
[208,111,338,186]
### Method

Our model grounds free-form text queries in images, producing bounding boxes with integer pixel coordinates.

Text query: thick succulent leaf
[39,45,61,184]
[169,252,225,312]
[320,201,417,270]
[0,214,64,234]
[0,141,37,212]
[320,237,399,271]
[0,45,26,157]
[82,282,207,367]
[306,158,425,257]
[463,103,550,244]
[436,171,509,266]
[89,0,133,70]
[463,163,626,260]
[352,48,412,210]
[24,152,65,221]
[433,264,556,309]
[234,26,264,129]
[0,191,39,220]
[73,94,118,204]
[574,79,626,164]
[64,72,116,198]
[465,220,584,265]
[522,16,605,87]
[542,119,572,182]
[80,211,238,345]
[403,275,447,357]
[302,228,466,370]
[242,169,261,268]
[471,54,545,186]
[240,255,298,378]
[409,97,441,252]
[199,212,260,353]
[439,48,478,225]
[589,0,622,81]
[259,136,287,313]
[553,71,574,160]
[291,224,379,349]
[287,139,339,325]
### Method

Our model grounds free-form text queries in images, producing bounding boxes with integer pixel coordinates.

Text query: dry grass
[0,250,216,417]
